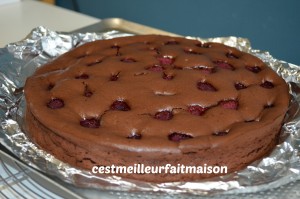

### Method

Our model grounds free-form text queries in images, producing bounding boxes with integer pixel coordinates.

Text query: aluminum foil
[0,26,300,195]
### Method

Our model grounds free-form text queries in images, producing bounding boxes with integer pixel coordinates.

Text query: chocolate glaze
[24,35,290,182]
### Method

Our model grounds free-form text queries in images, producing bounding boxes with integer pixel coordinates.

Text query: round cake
[24,35,290,182]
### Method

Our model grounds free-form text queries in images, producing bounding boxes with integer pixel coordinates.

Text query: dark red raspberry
[168,132,193,142]
[110,100,131,111]
[154,110,173,120]
[110,72,120,81]
[147,64,165,72]
[234,82,247,90]
[120,58,136,63]
[165,40,179,45]
[246,66,262,73]
[219,100,239,110]
[127,133,142,139]
[47,98,64,109]
[195,42,203,47]
[202,43,212,48]
[214,60,235,70]
[47,84,54,90]
[162,72,174,80]
[157,56,174,65]
[148,47,160,54]
[188,105,207,116]
[260,81,274,89]
[264,104,274,109]
[212,131,228,136]
[75,74,89,79]
[111,45,120,49]
[84,85,93,97]
[84,91,93,97]
[80,118,100,128]
[197,82,217,91]
[245,119,255,123]
[111,45,121,56]
[226,52,239,59]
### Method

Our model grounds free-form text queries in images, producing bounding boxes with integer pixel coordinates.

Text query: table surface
[0,0,99,47]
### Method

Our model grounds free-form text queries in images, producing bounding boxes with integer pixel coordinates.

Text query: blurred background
[53,0,299,65]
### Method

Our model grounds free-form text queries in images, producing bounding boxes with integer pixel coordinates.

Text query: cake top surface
[24,35,290,152]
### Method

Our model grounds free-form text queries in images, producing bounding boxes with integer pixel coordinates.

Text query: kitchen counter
[0,0,99,47]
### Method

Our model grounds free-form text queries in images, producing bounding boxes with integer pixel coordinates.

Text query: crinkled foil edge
[0,26,299,195]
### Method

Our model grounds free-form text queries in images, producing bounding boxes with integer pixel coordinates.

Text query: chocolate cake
[24,35,290,182]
